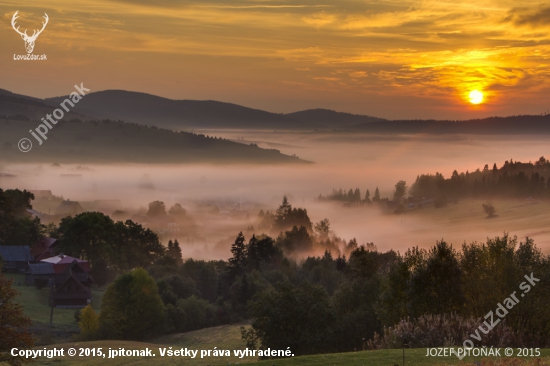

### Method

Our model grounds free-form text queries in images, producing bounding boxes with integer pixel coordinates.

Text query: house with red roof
[40,254,91,273]
[48,260,95,308]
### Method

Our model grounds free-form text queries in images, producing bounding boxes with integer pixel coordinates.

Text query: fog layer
[2,132,549,257]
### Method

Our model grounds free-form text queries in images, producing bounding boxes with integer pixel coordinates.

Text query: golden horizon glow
[2,0,550,119]
[468,90,484,105]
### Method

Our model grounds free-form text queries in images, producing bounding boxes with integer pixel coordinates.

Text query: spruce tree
[373,187,381,202]
[229,232,247,277]
[168,239,183,266]
[364,189,371,203]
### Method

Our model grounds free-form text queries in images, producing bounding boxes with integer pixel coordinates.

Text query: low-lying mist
[1,131,549,258]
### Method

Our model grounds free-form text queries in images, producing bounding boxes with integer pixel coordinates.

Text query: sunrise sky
[1,0,550,119]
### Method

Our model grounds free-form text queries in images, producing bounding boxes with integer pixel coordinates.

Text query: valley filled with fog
[1,131,549,258]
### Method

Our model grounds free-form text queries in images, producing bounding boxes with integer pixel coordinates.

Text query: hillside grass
[5,273,104,344]
[6,273,103,327]
[244,348,550,366]
[30,329,550,366]
[395,198,550,250]
[8,270,550,365]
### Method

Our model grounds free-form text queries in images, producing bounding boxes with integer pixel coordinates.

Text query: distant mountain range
[2,87,550,134]
[43,89,386,130]
[347,116,550,134]
[285,109,386,127]
[45,90,304,130]
[0,89,309,164]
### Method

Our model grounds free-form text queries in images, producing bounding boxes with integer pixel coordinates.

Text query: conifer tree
[373,187,381,202]
[228,232,247,277]
[364,189,371,203]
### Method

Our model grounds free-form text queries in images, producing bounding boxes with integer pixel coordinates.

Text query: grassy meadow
[31,333,550,366]
[6,273,104,345]
[412,198,550,248]
[6,273,103,326]
[12,278,548,366]
[6,199,550,365]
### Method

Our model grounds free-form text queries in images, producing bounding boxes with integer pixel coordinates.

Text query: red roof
[41,255,90,273]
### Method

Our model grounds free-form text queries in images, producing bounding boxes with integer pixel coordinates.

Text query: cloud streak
[2,0,550,118]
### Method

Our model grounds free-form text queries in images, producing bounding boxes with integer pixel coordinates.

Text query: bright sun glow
[468,90,484,104]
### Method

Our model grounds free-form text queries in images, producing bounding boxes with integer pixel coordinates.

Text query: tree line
[72,197,550,359]
[0,188,169,286]
[316,187,381,204]
[411,156,550,200]
[77,228,550,358]
[3,188,550,359]
[315,157,550,208]
[0,189,44,247]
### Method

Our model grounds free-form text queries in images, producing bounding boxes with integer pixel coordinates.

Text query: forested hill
[349,115,550,134]
[0,117,309,164]
[285,109,386,128]
[44,90,308,130]
[410,156,550,199]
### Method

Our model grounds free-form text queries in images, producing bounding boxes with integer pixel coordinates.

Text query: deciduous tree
[58,212,115,266]
[0,273,33,365]
[99,268,165,340]
[147,201,167,216]
[482,203,496,217]
[394,180,407,200]
[246,282,335,356]
[112,220,165,271]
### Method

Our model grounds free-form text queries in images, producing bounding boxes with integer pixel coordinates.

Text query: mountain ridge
[44,90,308,130]
[2,87,550,134]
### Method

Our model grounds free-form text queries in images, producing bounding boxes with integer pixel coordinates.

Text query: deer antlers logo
[11,11,49,54]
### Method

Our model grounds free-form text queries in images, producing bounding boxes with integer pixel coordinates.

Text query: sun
[468,90,484,105]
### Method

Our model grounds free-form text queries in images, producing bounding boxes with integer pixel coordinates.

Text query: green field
[30,333,550,366]
[386,197,550,253]
[7,274,550,366]
[6,199,550,365]
[6,273,104,345]
[7,273,103,325]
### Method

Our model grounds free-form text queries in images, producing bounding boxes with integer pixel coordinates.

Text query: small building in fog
[29,190,53,199]
[55,200,85,216]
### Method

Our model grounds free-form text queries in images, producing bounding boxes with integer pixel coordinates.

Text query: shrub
[79,305,99,340]
[164,304,186,333]
[482,203,496,217]
[367,313,522,349]
[176,296,216,332]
